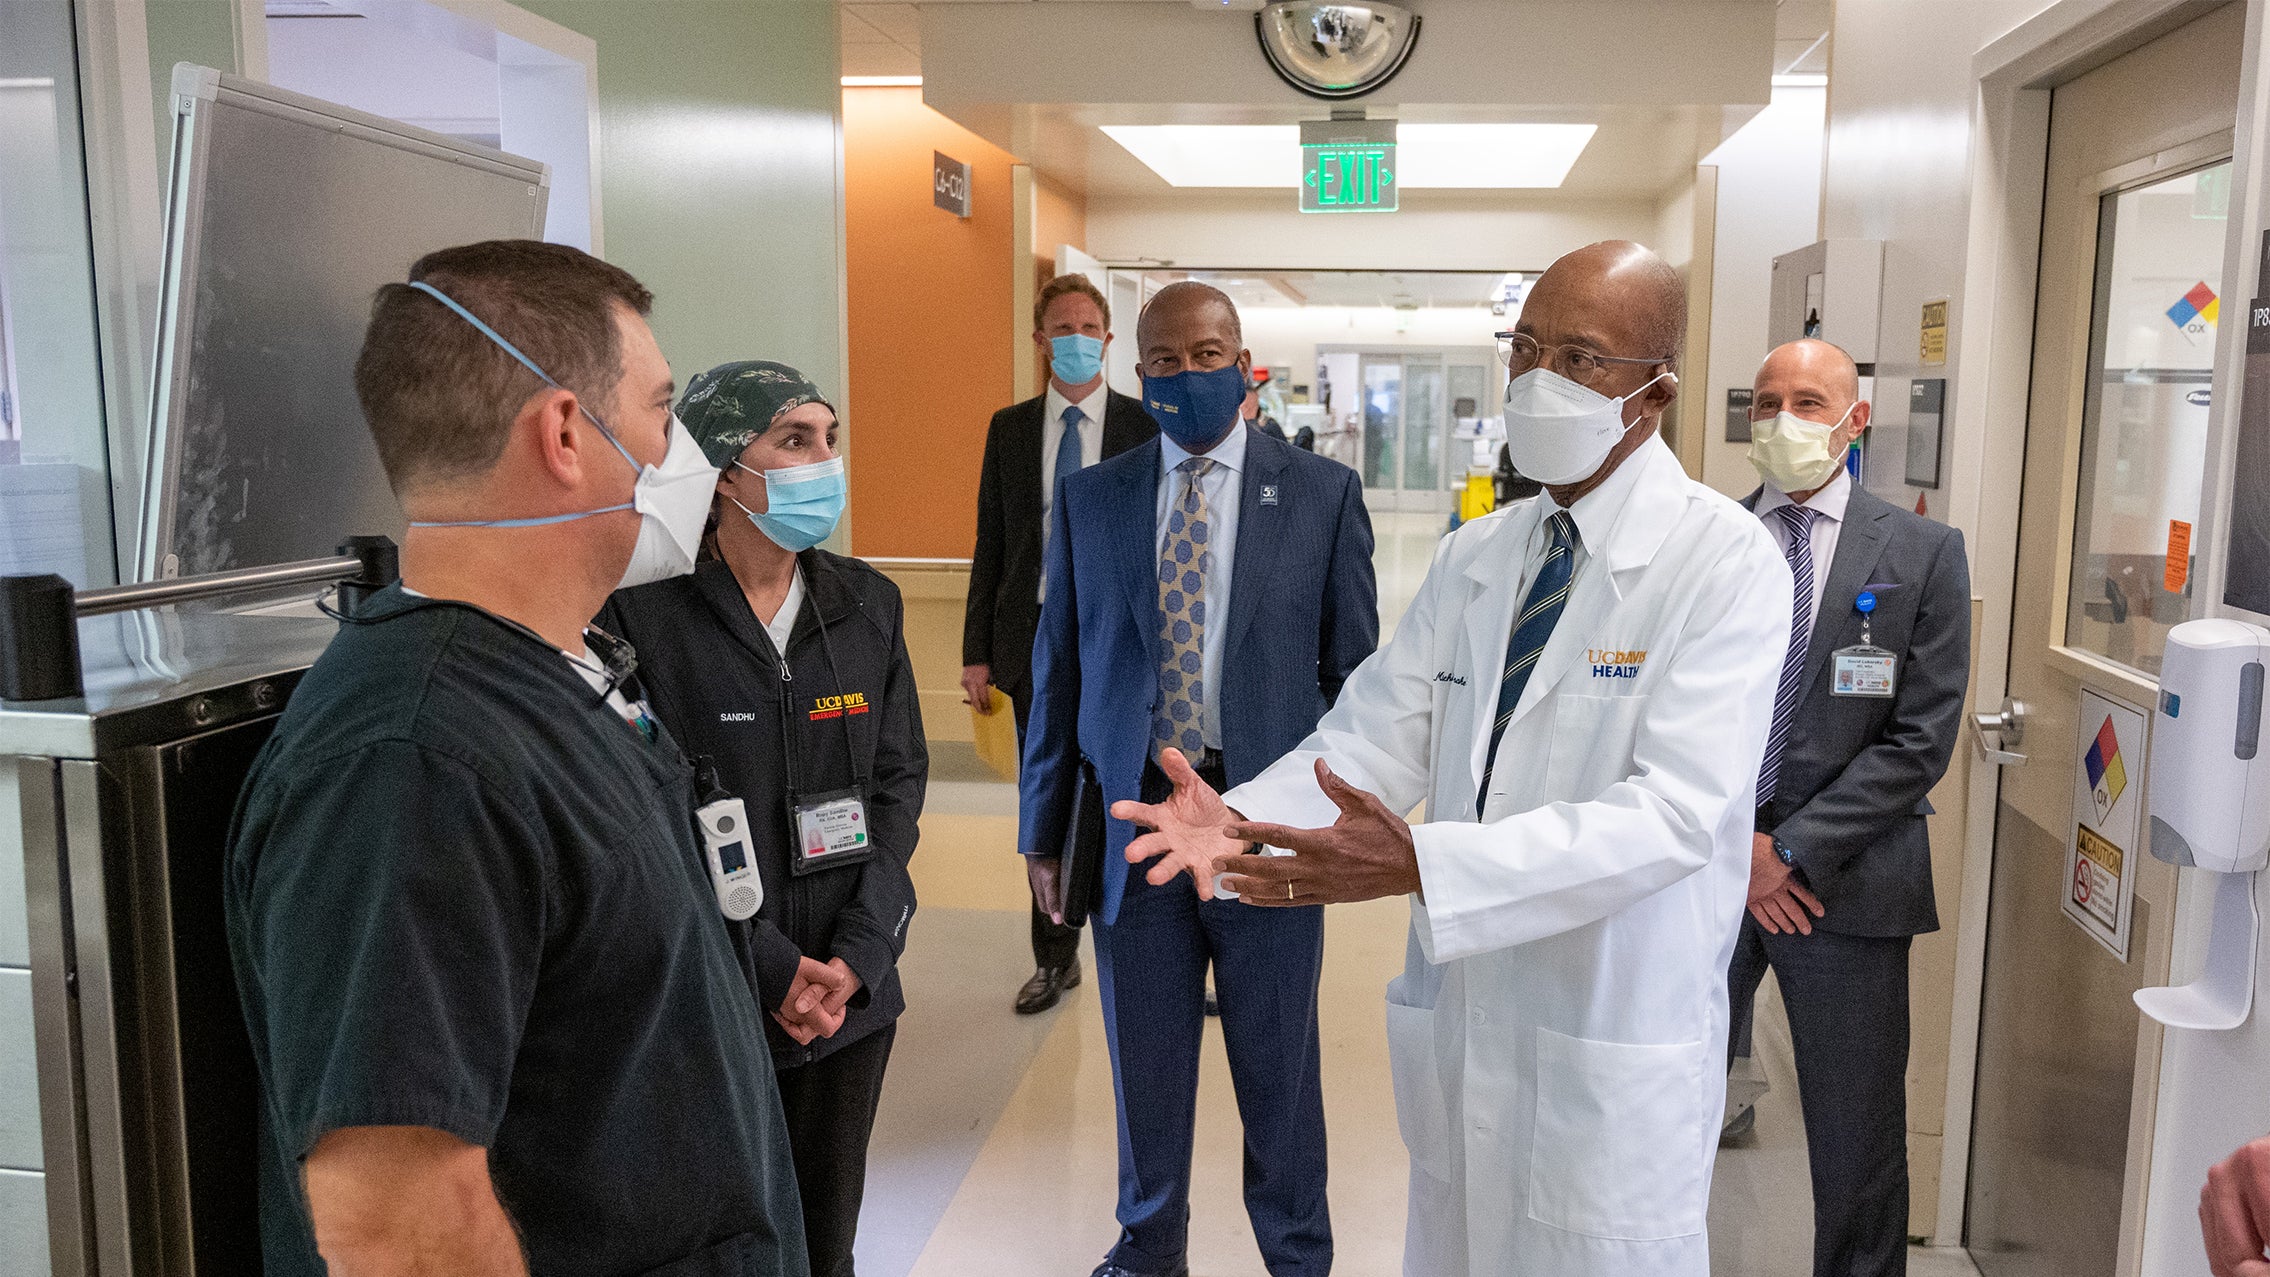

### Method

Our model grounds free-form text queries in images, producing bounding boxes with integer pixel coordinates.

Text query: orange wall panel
[844,87,1021,560]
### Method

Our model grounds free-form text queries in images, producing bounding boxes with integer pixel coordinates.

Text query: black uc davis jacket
[600,551,927,1069]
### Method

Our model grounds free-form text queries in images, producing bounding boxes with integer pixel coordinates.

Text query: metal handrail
[1,536,397,702]
[73,555,361,618]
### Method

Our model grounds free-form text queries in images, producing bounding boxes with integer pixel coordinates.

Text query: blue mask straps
[402,280,641,529]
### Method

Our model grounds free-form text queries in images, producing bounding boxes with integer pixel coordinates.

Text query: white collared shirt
[1157,423,1249,752]
[1507,438,1656,607]
[1754,467,1851,625]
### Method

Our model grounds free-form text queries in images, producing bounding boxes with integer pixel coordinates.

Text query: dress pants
[1085,760,1333,1277]
[776,1023,897,1277]
[1727,916,1913,1277]
[1012,678,1084,969]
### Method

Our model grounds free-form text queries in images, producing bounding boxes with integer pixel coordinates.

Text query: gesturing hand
[1217,759,1422,907]
[2201,1135,2270,1276]
[1114,748,1249,901]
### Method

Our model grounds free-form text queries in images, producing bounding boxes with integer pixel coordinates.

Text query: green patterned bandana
[677,360,834,468]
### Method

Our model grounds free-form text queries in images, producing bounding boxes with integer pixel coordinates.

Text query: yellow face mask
[1747,403,1855,493]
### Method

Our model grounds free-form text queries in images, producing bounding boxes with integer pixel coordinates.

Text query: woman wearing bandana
[599,361,926,1277]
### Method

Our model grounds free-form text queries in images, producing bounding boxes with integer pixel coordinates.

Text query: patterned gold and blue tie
[1155,456,1216,762]
[1478,510,1579,816]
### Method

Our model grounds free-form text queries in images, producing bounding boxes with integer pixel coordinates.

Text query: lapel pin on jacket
[1261,485,1280,506]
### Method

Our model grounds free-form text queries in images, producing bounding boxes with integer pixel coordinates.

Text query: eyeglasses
[1495,332,1673,388]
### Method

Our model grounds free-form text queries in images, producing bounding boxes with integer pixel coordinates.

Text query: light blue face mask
[728,456,847,552]
[1049,333,1106,385]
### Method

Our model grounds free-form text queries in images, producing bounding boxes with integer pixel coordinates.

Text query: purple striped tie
[1756,503,1818,807]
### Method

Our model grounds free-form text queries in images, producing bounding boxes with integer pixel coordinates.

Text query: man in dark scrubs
[225,240,807,1277]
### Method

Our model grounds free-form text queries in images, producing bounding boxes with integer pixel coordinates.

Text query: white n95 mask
[616,413,721,590]
[400,280,718,591]
[1501,367,1674,486]
[1747,404,1855,494]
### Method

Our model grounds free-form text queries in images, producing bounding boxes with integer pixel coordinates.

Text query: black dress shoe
[1088,1261,1187,1277]
[1014,958,1082,1014]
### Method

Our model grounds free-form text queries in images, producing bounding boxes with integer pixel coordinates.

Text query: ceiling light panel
[1100,123,1597,190]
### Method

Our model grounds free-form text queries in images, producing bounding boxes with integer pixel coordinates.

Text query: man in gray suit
[1724,339,1971,1277]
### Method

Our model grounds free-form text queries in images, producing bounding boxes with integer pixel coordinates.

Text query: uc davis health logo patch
[1588,648,1647,680]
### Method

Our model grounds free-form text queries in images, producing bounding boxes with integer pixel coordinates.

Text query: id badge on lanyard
[791,788,873,876]
[777,612,876,877]
[1831,589,1898,699]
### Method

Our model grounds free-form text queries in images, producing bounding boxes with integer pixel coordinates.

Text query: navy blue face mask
[1142,363,1246,451]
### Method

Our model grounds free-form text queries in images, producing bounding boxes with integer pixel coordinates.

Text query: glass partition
[2065,160,2230,674]
[0,0,120,588]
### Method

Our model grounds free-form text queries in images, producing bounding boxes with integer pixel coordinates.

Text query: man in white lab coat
[1116,241,1793,1276]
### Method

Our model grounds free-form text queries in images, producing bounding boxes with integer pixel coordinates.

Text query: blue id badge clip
[1831,590,1898,698]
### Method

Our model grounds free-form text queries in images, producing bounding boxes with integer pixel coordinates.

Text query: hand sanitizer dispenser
[2135,618,2270,1030]
[2146,619,2270,873]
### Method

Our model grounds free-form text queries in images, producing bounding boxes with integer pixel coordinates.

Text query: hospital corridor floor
[854,512,1982,1276]
[858,777,1984,1277]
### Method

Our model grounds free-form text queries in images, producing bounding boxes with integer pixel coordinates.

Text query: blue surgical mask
[1142,363,1246,451]
[1049,333,1106,385]
[729,456,847,552]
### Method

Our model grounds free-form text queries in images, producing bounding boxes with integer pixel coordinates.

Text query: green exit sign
[1300,118,1398,214]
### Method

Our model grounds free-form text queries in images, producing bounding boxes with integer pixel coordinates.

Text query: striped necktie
[1478,511,1578,817]
[1155,456,1216,763]
[1756,502,1820,807]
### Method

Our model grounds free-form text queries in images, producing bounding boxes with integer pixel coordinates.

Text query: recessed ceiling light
[1771,73,1827,87]
[1099,123,1597,189]
[841,76,923,88]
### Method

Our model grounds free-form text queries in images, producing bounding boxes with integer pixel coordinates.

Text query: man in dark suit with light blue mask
[965,275,1155,1013]
[1724,338,1971,1277]
[1020,282,1377,1277]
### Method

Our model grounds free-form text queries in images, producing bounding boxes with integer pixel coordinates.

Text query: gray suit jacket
[1745,483,1971,938]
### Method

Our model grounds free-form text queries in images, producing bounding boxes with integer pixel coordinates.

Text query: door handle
[1971,697,2029,766]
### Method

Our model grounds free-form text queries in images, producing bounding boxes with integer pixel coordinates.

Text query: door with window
[1348,350,1494,512]
[1964,7,2242,1275]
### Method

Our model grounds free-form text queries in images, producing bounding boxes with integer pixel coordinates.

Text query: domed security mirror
[1255,2,1423,100]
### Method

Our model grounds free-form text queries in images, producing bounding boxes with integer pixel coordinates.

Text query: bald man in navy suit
[1020,283,1377,1277]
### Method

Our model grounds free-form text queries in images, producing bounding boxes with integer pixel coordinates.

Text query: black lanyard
[772,602,870,809]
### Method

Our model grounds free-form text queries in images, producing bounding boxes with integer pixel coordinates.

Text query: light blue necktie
[1042,407,1085,582]
[1757,503,1819,807]
[1478,511,1578,817]
[1054,405,1085,494]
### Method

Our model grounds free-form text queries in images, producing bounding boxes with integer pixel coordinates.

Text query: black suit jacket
[1746,483,1972,938]
[963,388,1154,693]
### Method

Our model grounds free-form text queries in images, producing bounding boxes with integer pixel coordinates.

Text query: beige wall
[1697,85,1827,499]
[872,560,979,750]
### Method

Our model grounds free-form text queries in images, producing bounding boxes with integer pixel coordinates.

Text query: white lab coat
[1227,438,1791,1276]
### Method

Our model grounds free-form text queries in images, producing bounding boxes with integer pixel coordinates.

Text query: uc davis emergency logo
[1588,648,1648,680]
[811,693,870,721]
[2167,281,2220,338]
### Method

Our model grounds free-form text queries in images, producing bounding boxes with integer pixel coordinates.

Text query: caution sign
[1921,299,1949,366]
[2063,689,2148,960]
[2072,825,2122,931]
